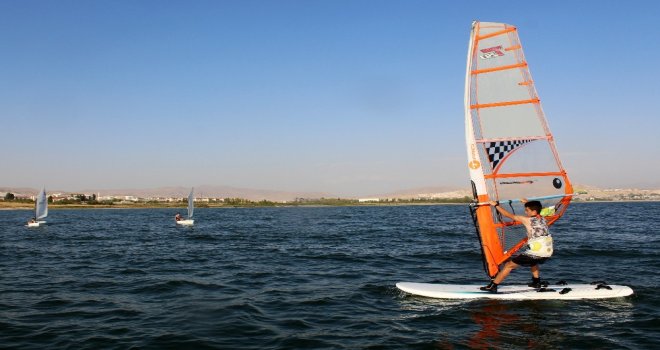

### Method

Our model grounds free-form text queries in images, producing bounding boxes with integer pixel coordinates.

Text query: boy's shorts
[511,254,549,267]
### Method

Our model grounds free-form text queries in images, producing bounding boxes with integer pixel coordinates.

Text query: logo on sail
[479,46,504,59]
[469,144,481,169]
[499,180,534,185]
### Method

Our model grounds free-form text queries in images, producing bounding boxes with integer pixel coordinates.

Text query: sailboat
[396,21,633,299]
[176,188,195,226]
[27,187,48,228]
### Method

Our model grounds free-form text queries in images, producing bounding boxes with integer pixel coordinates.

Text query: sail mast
[465,22,504,277]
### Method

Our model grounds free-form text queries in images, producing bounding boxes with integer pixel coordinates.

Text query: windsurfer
[175,213,182,221]
[480,200,553,293]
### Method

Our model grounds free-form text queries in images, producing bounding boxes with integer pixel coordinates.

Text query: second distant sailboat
[27,187,48,228]
[175,188,195,226]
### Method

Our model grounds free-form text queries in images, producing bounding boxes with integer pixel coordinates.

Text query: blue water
[1,202,658,349]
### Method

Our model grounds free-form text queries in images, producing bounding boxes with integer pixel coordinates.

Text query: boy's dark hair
[524,201,543,214]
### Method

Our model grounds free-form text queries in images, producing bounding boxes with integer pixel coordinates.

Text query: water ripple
[0,203,658,348]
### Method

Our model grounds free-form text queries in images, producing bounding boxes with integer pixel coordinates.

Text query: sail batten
[476,136,549,142]
[471,98,539,109]
[475,27,517,40]
[484,171,567,179]
[472,62,527,75]
[465,21,573,278]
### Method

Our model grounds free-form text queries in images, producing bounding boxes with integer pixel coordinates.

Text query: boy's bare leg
[531,265,540,278]
[493,261,519,284]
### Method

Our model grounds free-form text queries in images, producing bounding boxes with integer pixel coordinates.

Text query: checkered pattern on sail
[486,140,532,170]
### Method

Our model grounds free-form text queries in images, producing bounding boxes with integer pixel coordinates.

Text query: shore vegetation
[0,196,474,209]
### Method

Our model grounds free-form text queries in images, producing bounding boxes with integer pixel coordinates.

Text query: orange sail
[464,22,573,278]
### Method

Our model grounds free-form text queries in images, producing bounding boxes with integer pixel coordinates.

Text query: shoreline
[0,202,468,210]
[2,199,659,210]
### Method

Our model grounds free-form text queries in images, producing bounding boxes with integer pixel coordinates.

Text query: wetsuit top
[524,215,553,258]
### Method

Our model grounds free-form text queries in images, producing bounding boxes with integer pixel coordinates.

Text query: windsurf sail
[35,187,48,220]
[464,21,573,278]
[187,188,194,219]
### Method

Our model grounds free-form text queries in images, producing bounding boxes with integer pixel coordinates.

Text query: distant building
[358,198,380,203]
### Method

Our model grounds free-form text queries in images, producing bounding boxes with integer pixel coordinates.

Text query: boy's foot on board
[480,282,498,293]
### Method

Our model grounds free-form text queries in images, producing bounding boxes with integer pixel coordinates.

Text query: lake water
[1,202,658,349]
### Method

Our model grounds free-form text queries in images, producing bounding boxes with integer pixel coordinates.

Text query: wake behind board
[396,282,633,300]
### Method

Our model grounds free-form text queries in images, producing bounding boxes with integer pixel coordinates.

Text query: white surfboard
[396,282,633,300]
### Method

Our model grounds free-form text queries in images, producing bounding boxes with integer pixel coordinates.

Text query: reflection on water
[468,301,524,348]
[397,296,638,349]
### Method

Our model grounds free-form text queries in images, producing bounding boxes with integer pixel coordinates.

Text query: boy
[480,199,553,293]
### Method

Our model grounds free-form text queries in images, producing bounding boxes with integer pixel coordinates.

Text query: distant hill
[0,185,472,201]
[0,187,41,196]
[368,186,471,199]
[0,185,333,202]
[2,184,659,202]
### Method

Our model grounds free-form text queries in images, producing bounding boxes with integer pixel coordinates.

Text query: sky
[1,0,659,196]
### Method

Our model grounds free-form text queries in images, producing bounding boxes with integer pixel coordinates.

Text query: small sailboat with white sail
[27,187,48,228]
[175,188,195,226]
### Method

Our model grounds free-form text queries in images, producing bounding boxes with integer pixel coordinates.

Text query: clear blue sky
[2,0,658,196]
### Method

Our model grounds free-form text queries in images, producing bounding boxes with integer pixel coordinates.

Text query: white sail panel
[35,187,48,220]
[475,70,534,104]
[187,188,194,219]
[478,105,546,139]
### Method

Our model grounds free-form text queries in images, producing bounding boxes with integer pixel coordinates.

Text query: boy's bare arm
[489,201,515,220]
[490,201,528,222]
